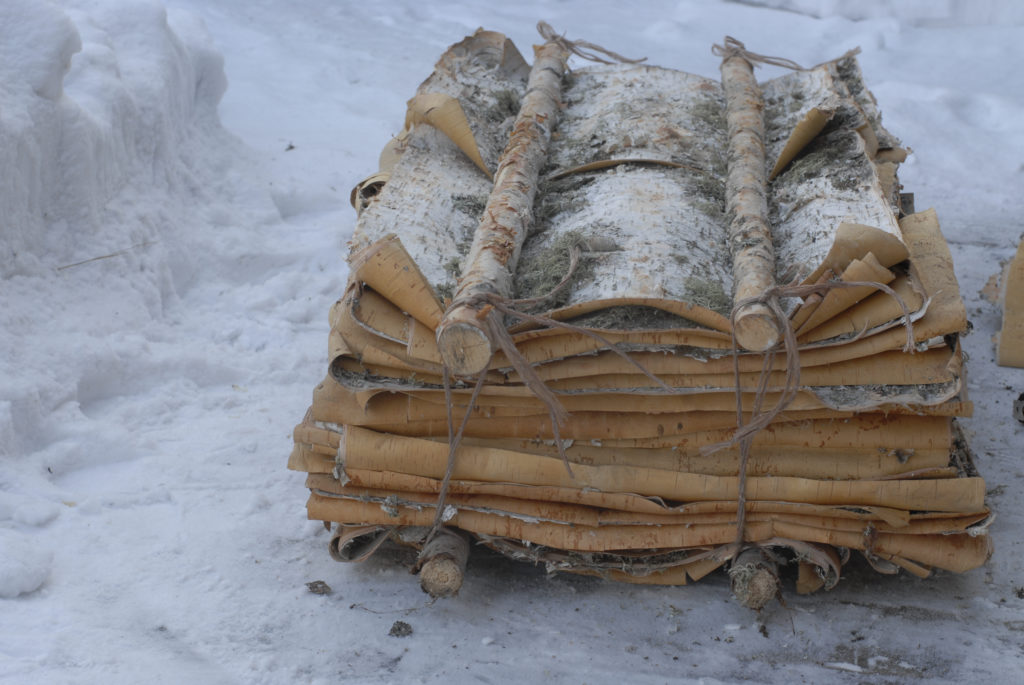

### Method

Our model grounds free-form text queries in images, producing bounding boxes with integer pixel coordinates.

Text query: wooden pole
[418,527,472,598]
[436,40,570,376]
[719,42,781,352]
[729,546,780,610]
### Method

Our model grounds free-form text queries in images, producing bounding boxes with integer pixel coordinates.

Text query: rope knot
[712,36,861,72]
[537,21,646,65]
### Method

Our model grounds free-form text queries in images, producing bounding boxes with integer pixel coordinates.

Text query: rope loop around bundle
[704,277,916,549]
[536,21,646,65]
[429,257,917,548]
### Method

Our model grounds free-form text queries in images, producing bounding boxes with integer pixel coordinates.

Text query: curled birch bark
[719,43,780,351]
[436,40,570,376]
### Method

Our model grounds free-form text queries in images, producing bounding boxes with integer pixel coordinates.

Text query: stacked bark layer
[289,30,992,592]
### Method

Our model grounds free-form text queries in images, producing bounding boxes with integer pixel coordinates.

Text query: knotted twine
[712,35,861,72]
[536,21,646,66]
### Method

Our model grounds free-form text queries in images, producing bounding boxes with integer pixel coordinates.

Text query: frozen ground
[1,1,1022,683]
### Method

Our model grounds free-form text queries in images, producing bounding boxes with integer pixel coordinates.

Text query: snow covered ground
[1,0,1022,682]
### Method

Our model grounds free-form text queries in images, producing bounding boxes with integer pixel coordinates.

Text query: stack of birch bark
[288,27,993,602]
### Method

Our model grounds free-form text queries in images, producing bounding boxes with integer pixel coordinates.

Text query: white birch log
[436,41,570,376]
[720,51,779,351]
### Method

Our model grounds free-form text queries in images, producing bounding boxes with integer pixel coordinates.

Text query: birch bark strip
[306,495,993,573]
[720,50,780,351]
[436,41,570,376]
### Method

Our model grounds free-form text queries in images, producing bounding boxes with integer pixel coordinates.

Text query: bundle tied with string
[288,25,992,598]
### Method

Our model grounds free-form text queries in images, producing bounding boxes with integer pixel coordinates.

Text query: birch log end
[733,303,780,352]
[729,546,780,610]
[419,528,472,598]
[437,317,493,376]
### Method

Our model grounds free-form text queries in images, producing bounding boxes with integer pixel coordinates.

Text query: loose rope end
[713,36,862,72]
[537,21,646,65]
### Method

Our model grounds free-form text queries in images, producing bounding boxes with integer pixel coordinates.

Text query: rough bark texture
[720,53,779,351]
[517,65,731,328]
[348,31,529,300]
[436,41,569,375]
[764,66,903,289]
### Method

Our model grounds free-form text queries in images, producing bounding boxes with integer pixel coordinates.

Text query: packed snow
[1,0,1022,683]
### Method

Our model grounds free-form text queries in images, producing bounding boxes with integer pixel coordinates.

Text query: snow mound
[0,529,52,598]
[0,0,277,470]
[0,0,230,280]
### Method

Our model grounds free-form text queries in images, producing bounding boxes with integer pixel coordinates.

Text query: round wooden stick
[729,546,780,610]
[436,40,569,376]
[720,44,781,352]
[418,528,472,598]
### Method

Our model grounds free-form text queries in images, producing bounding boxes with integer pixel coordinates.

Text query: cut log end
[437,321,493,377]
[729,547,780,611]
[420,557,465,598]
[733,304,781,352]
[418,528,471,599]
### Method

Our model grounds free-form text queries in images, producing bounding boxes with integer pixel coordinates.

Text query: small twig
[56,241,156,271]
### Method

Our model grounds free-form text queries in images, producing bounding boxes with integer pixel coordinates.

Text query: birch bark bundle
[289,30,992,593]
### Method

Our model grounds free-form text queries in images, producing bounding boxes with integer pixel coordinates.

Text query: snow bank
[0,0,282,587]
[0,0,228,280]
[0,0,274,459]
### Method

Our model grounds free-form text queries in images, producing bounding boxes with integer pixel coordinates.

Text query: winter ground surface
[1,1,1022,683]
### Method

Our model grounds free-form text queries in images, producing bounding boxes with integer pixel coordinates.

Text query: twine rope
[430,259,916,552]
[537,21,646,65]
[712,35,860,71]
[703,279,915,552]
